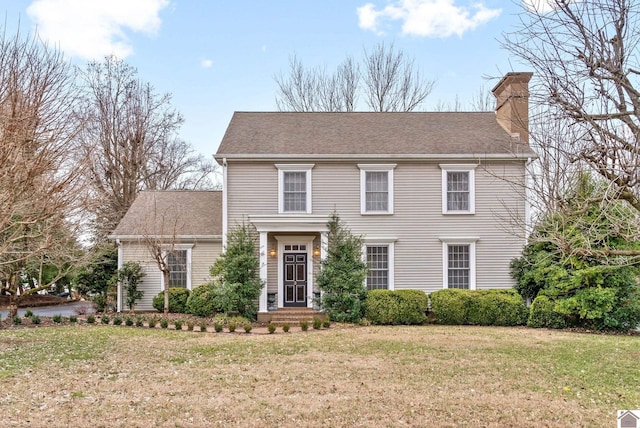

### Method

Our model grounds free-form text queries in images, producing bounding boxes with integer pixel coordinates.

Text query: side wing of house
[116,239,222,311]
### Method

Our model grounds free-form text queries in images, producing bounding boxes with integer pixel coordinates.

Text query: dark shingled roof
[215,112,536,158]
[110,190,221,238]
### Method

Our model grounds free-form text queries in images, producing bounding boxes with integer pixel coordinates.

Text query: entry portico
[249,215,329,316]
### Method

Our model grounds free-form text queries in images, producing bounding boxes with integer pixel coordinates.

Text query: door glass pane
[296,264,305,281]
[286,286,294,302]
[285,264,294,281]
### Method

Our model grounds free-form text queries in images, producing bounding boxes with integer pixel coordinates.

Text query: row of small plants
[1,309,80,326]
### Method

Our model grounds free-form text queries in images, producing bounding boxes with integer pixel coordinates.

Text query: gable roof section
[215,112,537,160]
[110,190,221,239]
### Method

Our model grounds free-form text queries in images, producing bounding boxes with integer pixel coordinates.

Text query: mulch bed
[0,294,70,309]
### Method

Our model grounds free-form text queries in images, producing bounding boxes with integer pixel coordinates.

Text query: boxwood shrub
[185,283,217,317]
[364,289,428,325]
[527,295,567,329]
[152,287,191,313]
[430,289,528,326]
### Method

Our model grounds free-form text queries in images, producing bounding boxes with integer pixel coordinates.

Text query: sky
[1,0,539,158]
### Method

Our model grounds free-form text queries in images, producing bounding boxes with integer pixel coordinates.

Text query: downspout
[222,157,228,248]
[116,239,123,312]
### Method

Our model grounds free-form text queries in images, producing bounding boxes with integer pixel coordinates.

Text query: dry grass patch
[0,325,638,427]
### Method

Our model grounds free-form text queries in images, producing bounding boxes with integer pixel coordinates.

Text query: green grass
[0,325,638,426]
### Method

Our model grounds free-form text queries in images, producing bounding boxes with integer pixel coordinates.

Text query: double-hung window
[440,164,476,214]
[440,238,477,290]
[162,245,193,290]
[364,240,395,291]
[358,164,396,215]
[276,164,314,214]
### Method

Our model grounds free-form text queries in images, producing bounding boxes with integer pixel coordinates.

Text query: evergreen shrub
[153,287,191,313]
[364,289,429,325]
[430,289,528,326]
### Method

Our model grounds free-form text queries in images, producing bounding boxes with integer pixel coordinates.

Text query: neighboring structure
[110,190,223,311]
[214,72,536,321]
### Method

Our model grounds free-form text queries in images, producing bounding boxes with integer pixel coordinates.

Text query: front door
[283,253,307,307]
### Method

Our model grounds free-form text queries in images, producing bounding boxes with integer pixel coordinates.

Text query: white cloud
[357,0,501,38]
[201,59,213,69]
[26,0,169,59]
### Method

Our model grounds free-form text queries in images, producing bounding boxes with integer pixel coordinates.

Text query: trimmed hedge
[364,289,428,325]
[152,287,191,313]
[430,289,528,326]
[527,295,567,329]
[185,283,217,317]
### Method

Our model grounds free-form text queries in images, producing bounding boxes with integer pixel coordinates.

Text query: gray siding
[226,159,527,294]
[120,240,222,311]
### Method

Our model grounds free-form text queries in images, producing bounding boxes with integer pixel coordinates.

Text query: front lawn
[0,325,638,426]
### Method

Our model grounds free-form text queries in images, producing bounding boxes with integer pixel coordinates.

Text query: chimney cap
[491,72,533,95]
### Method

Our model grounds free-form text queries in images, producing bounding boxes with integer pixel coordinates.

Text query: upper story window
[440,164,477,214]
[276,164,314,214]
[358,164,396,215]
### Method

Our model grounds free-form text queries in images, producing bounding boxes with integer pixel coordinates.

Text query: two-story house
[214,72,536,322]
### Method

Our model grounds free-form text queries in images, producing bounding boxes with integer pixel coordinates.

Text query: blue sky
[2,0,535,157]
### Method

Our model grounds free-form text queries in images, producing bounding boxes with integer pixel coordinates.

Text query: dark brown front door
[284,253,307,307]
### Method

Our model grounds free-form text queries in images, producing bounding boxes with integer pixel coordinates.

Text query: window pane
[448,245,469,289]
[367,245,389,290]
[447,171,469,211]
[168,250,187,288]
[283,171,306,212]
[366,171,388,212]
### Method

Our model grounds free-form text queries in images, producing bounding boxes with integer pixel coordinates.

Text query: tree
[76,56,216,241]
[511,173,640,331]
[76,243,119,310]
[112,261,145,311]
[209,222,263,320]
[0,25,86,317]
[316,213,368,323]
[275,43,434,112]
[502,0,640,259]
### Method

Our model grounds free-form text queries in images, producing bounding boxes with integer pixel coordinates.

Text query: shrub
[13,316,22,325]
[243,323,252,333]
[187,321,194,331]
[125,317,133,326]
[527,295,567,329]
[135,316,144,327]
[430,289,528,326]
[186,283,218,317]
[148,318,157,328]
[282,323,290,333]
[24,309,34,318]
[200,321,208,332]
[322,318,331,328]
[152,287,191,313]
[268,323,276,334]
[364,290,428,325]
[69,315,78,323]
[317,213,368,323]
[227,321,237,332]
[174,320,183,330]
[101,315,110,325]
[213,322,223,333]
[87,314,96,324]
[300,319,309,331]
[52,314,63,324]
[313,317,322,329]
[113,316,123,326]
[32,315,41,325]
[160,318,169,329]
[91,294,108,312]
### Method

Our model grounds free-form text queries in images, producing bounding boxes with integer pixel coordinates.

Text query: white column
[259,231,268,313]
[320,232,328,261]
[116,239,123,312]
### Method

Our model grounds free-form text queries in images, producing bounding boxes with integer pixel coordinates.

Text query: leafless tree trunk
[76,56,216,242]
[0,26,86,317]
[275,43,434,112]
[503,0,640,258]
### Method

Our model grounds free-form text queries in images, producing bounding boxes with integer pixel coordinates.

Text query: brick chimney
[492,72,533,144]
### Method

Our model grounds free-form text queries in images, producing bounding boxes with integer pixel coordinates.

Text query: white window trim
[358,164,396,215]
[160,244,193,291]
[363,237,396,290]
[276,164,314,214]
[440,237,478,290]
[440,164,477,215]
